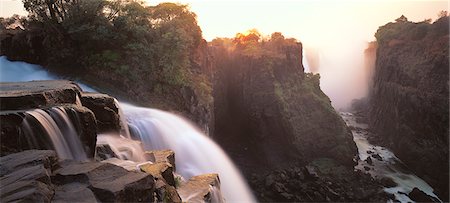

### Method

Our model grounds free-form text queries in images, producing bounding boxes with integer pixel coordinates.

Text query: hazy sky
[1,0,448,108]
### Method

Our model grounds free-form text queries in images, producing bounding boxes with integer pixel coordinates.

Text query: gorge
[1,1,449,202]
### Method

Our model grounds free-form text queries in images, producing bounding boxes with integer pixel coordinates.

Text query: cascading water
[123,104,256,202]
[0,56,256,202]
[341,112,442,203]
[22,107,88,161]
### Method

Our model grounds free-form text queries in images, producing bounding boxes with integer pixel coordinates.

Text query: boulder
[0,80,82,110]
[177,173,224,203]
[146,150,176,171]
[303,166,319,180]
[365,157,373,165]
[140,162,175,187]
[408,187,440,202]
[54,161,155,202]
[80,92,121,133]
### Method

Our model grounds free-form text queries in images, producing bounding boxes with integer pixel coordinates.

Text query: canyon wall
[370,16,449,200]
[211,36,357,174]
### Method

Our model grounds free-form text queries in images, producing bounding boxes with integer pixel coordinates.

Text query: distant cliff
[370,16,449,200]
[211,32,357,173]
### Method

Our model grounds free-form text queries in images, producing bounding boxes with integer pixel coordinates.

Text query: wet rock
[177,173,224,203]
[80,92,121,133]
[140,162,175,187]
[365,157,373,165]
[408,187,440,202]
[146,150,176,171]
[95,144,118,161]
[154,179,182,203]
[0,80,82,110]
[303,166,319,180]
[0,105,97,158]
[371,153,383,161]
[379,177,397,188]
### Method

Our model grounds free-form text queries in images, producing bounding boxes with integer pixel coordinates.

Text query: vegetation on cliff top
[1,0,211,117]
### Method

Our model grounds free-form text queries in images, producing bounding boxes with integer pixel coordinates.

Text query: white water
[23,107,88,161]
[0,56,256,202]
[341,112,441,203]
[123,104,255,202]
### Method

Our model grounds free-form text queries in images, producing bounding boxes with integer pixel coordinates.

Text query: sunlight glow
[1,0,447,108]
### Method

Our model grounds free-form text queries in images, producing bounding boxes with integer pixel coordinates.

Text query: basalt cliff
[370,16,449,200]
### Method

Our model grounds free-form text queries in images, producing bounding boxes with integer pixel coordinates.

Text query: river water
[341,112,441,203]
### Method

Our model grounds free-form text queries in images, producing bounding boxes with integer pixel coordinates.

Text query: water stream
[341,112,441,203]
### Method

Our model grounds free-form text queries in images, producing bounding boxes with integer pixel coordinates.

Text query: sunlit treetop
[211,29,300,58]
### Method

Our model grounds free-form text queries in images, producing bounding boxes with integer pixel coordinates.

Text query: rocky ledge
[0,80,225,202]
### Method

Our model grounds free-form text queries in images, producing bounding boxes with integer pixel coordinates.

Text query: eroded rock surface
[177,173,224,203]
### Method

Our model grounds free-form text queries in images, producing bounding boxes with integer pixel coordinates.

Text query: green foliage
[13,0,209,106]
[375,15,433,44]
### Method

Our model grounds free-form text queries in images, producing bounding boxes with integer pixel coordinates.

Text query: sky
[1,0,448,108]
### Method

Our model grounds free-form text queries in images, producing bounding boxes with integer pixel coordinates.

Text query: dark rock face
[250,159,389,202]
[80,92,121,133]
[370,17,449,200]
[0,105,98,157]
[212,42,357,172]
[408,187,440,202]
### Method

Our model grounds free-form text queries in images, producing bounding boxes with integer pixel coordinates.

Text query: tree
[395,15,408,23]
[438,10,448,18]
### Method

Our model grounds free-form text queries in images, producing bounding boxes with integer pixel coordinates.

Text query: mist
[304,40,377,110]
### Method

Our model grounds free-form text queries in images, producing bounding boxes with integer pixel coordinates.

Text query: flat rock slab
[54,161,155,202]
[0,80,82,110]
[177,173,224,203]
[0,150,57,176]
[53,183,98,203]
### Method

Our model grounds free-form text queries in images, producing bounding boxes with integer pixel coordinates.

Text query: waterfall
[123,104,255,202]
[0,56,256,202]
[23,107,88,161]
